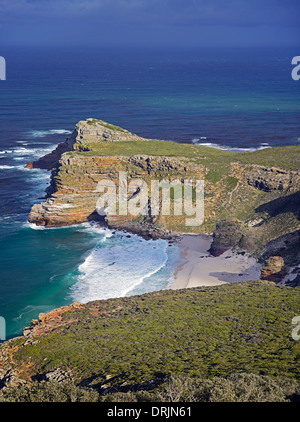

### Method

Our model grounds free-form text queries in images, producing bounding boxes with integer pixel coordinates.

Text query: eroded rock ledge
[26,118,147,170]
[230,162,300,192]
[27,118,300,266]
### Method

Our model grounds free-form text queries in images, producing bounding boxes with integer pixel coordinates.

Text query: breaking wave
[191,139,270,152]
[70,229,177,303]
[27,129,72,138]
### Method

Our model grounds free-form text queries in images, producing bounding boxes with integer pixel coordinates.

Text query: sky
[0,0,299,47]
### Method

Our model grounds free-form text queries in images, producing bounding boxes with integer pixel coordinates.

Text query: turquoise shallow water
[0,144,180,339]
[0,46,299,338]
[1,223,99,336]
[1,222,179,338]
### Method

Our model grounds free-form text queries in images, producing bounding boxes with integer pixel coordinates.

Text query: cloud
[1,0,299,26]
[0,0,299,46]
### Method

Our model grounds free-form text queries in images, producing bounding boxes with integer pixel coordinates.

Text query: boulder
[260,256,287,283]
[209,219,244,256]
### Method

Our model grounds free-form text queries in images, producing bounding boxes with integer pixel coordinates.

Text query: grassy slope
[237,146,300,171]
[72,139,300,172]
[81,119,300,171]
[8,282,300,390]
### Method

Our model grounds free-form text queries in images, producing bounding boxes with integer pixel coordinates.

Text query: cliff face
[27,119,210,235]
[28,152,206,237]
[26,118,148,171]
[230,162,300,192]
[27,118,300,259]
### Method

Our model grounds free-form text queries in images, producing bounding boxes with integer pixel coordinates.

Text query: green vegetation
[104,373,300,402]
[224,176,239,191]
[236,146,300,172]
[78,139,207,158]
[86,119,129,133]
[75,138,300,172]
[2,282,299,399]
[0,380,100,402]
[0,373,299,402]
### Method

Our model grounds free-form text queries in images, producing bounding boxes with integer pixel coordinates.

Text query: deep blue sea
[0,46,299,338]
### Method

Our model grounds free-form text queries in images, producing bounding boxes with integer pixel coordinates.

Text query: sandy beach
[171,234,262,289]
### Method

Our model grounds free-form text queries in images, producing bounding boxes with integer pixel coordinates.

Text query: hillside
[0,281,299,401]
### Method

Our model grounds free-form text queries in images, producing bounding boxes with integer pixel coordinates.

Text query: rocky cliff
[26,118,148,170]
[27,118,300,264]
[230,162,300,192]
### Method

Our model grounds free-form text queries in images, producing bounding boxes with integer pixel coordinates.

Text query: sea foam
[70,230,171,303]
[12,145,57,157]
[27,129,72,138]
[191,140,270,152]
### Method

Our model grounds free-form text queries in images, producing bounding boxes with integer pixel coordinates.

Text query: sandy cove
[171,234,262,289]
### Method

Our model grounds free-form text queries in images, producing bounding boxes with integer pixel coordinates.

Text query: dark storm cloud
[0,0,299,46]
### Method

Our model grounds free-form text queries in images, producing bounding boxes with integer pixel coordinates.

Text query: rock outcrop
[231,163,300,192]
[0,302,83,389]
[208,219,247,256]
[22,302,83,337]
[26,119,300,254]
[26,138,75,170]
[28,153,205,237]
[260,256,287,283]
[26,118,147,171]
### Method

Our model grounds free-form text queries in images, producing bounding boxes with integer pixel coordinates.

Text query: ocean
[0,46,299,338]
